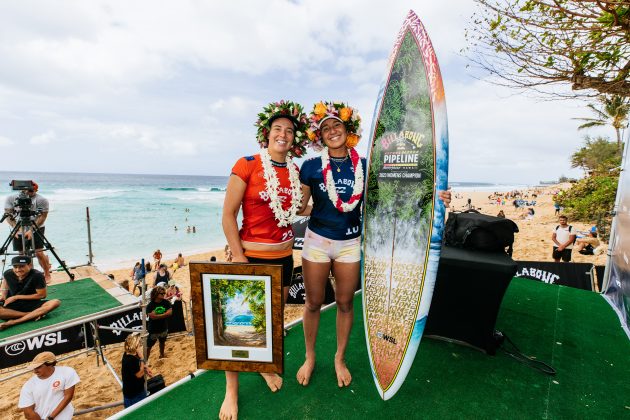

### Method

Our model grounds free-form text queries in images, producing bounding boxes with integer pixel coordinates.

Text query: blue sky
[0,0,611,184]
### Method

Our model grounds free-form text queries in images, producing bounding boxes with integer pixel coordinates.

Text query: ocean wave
[160,187,226,192]
[46,188,128,201]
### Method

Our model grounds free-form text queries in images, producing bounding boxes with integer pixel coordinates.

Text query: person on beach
[146,286,172,360]
[121,333,152,408]
[552,215,576,262]
[0,256,61,330]
[153,264,171,287]
[131,262,144,295]
[575,227,600,255]
[172,253,185,271]
[296,102,450,388]
[18,351,80,420]
[497,210,506,218]
[4,182,52,282]
[221,100,309,420]
[152,249,162,269]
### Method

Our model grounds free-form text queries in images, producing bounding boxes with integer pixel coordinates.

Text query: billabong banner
[515,261,594,291]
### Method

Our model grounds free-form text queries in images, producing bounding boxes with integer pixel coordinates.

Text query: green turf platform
[0,277,122,340]
[124,278,630,419]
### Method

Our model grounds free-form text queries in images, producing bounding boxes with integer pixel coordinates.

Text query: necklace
[329,155,349,173]
[320,147,363,213]
[260,149,302,227]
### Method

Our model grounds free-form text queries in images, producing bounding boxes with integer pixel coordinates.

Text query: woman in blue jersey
[296,102,451,388]
[297,101,365,387]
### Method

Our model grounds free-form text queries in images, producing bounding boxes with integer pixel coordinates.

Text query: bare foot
[296,358,315,386]
[334,358,352,387]
[219,392,238,420]
[260,373,282,392]
[0,320,14,330]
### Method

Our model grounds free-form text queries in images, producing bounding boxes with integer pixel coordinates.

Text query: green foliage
[574,95,629,151]
[556,173,619,241]
[365,30,434,221]
[570,136,622,174]
[466,1,630,98]
[210,279,267,333]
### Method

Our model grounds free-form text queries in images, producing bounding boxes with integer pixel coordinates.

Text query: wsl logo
[376,331,397,344]
[4,332,69,356]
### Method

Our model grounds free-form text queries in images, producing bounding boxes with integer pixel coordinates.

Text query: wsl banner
[0,325,86,369]
[515,261,594,291]
[604,137,630,339]
[0,302,189,369]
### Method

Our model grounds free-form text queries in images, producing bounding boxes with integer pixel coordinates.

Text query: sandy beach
[0,184,607,419]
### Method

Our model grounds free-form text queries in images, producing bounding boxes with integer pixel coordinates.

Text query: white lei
[321,147,364,213]
[260,149,302,227]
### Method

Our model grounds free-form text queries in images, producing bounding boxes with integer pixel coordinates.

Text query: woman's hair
[151,286,166,300]
[145,262,152,271]
[124,333,141,355]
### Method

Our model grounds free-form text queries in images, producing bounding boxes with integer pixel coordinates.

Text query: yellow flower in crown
[307,129,316,141]
[346,133,359,148]
[314,102,327,117]
[339,107,353,121]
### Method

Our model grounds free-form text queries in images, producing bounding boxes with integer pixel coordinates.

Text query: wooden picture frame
[189,262,283,373]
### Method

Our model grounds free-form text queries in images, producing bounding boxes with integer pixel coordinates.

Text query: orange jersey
[231,154,298,246]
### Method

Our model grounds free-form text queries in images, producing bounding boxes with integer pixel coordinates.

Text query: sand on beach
[0,184,607,419]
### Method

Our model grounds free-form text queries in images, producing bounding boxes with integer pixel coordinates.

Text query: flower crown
[255,100,309,157]
[306,101,362,151]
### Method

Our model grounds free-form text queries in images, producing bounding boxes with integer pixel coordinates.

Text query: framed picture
[189,262,283,373]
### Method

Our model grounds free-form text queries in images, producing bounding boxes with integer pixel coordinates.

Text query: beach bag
[444,209,519,256]
[147,374,166,395]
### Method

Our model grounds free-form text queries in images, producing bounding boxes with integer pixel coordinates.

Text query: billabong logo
[109,312,143,336]
[376,331,397,344]
[5,341,26,356]
[516,267,559,284]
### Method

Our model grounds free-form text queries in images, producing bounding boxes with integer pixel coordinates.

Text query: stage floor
[117,278,630,419]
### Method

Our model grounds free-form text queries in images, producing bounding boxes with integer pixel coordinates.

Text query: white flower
[260,149,302,227]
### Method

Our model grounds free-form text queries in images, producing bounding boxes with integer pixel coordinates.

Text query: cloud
[30,130,56,145]
[0,135,14,146]
[0,1,608,183]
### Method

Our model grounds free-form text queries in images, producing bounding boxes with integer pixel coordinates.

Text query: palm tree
[574,95,629,154]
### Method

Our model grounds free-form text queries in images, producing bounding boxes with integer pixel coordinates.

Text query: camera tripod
[0,216,75,281]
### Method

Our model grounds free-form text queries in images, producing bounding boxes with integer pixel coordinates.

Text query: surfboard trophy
[361,10,449,400]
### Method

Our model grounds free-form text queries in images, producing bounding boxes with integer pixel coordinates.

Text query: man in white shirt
[18,352,80,420]
[551,215,577,262]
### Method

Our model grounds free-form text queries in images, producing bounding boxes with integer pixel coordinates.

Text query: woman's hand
[438,190,451,206]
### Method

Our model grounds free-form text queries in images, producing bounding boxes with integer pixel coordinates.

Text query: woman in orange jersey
[220,100,308,420]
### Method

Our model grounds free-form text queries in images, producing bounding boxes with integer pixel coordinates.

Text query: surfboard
[361,10,449,400]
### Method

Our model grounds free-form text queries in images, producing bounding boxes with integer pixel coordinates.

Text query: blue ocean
[0,171,229,271]
[0,171,535,271]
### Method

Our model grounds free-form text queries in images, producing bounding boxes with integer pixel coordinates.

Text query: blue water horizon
[0,170,539,271]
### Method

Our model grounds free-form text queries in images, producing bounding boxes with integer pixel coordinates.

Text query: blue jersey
[300,156,366,240]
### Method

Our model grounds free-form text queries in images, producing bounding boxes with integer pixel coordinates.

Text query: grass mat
[124,278,630,419]
[0,277,121,340]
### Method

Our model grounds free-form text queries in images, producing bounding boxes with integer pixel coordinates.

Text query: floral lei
[255,100,309,158]
[321,146,363,213]
[260,148,302,227]
[305,101,362,152]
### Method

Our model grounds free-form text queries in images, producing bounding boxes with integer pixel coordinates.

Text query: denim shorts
[302,228,361,263]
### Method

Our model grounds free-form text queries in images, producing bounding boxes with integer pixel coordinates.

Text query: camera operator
[3,182,52,282]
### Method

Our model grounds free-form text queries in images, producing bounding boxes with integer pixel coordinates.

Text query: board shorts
[552,247,572,262]
[302,227,361,264]
[248,255,294,287]
[148,330,168,346]
[5,299,46,313]
[12,226,46,251]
